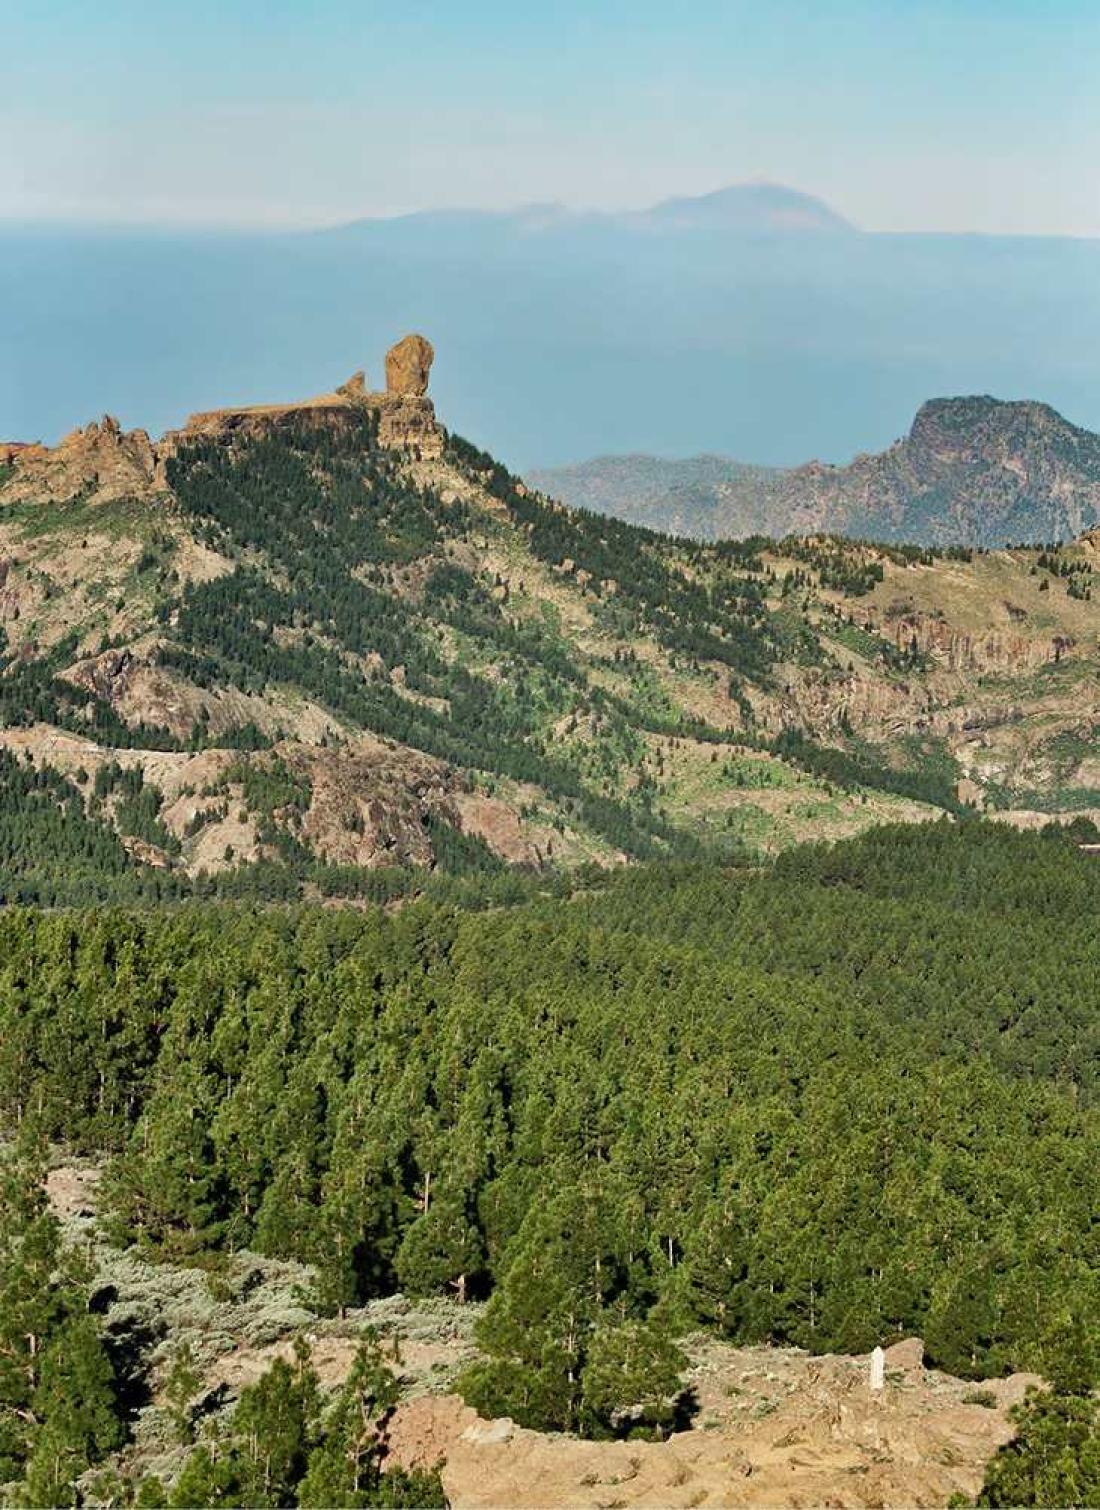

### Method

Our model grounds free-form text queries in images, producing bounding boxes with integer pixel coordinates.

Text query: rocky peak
[786,395,1100,544]
[906,396,1089,464]
[0,413,163,506]
[535,396,1100,546]
[384,334,434,396]
[1,336,445,510]
[336,370,368,399]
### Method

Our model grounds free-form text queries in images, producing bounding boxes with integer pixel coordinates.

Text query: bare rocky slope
[532,396,1100,547]
[2,346,1098,901]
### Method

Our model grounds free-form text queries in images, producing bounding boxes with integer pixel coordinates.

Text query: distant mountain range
[3,181,1100,472]
[530,396,1100,546]
[332,182,856,240]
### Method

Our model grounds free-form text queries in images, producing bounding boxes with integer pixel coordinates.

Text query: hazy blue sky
[3,0,1099,234]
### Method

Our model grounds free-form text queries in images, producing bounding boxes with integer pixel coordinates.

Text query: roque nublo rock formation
[0,335,444,507]
[384,333,434,397]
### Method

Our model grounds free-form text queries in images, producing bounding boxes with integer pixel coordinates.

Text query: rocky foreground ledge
[48,1162,1036,1510]
[384,1336,1035,1510]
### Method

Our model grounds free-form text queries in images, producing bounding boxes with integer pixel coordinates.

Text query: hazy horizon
[5,2,1100,468]
[4,208,1099,470]
[6,178,1099,243]
[4,1,1100,237]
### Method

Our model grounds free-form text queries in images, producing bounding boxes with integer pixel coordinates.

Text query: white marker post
[869,1345,886,1392]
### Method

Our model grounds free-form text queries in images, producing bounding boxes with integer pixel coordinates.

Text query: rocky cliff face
[177,334,444,460]
[0,335,444,509]
[1,415,168,506]
[534,397,1100,547]
[787,397,1100,544]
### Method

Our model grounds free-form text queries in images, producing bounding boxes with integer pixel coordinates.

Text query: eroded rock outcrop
[1,416,167,506]
[373,335,442,456]
[1,337,445,511]
[384,1336,1038,1510]
[888,614,1073,673]
[181,381,372,444]
[1,441,46,467]
[373,392,444,458]
[181,336,443,459]
[385,334,434,397]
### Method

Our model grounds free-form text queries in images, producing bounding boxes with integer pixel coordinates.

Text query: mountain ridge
[530,394,1100,546]
[1,345,1097,904]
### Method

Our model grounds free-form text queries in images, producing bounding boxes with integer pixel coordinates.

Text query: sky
[2,0,1100,235]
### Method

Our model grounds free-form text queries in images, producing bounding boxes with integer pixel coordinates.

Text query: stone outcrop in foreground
[0,336,444,507]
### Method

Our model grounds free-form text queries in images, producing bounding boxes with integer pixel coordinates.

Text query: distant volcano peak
[637,182,856,233]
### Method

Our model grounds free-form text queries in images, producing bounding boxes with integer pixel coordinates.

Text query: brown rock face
[1,417,164,506]
[2,338,445,510]
[1,442,46,467]
[385,334,434,397]
[181,343,443,458]
[374,395,445,458]
[384,1338,1038,1510]
[336,370,367,398]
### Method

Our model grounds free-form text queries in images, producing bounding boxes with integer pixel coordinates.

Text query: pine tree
[459,1184,628,1432]
[230,1338,320,1506]
[163,1342,202,1445]
[18,1316,124,1508]
[0,1139,121,1503]
[167,1445,242,1508]
[678,1198,749,1335]
[0,1138,62,1480]
[395,1191,485,1303]
[105,1061,226,1255]
[979,1388,1100,1508]
[297,1332,400,1507]
[579,1319,686,1439]
[925,1258,1005,1379]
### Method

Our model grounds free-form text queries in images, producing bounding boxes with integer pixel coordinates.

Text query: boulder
[884,1337,926,1375]
[460,1417,514,1445]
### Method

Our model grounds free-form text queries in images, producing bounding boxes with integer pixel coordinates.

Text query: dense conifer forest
[1,820,1099,1501]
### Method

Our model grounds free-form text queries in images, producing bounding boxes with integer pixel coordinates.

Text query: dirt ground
[385,1336,1034,1509]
